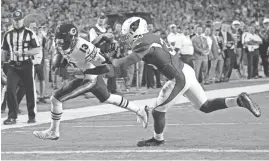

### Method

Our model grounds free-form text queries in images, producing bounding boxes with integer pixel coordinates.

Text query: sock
[154,132,164,141]
[106,94,140,113]
[49,96,63,132]
[200,98,228,113]
[225,97,242,108]
[152,109,166,141]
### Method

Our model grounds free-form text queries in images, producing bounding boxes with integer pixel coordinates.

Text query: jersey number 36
[160,38,176,56]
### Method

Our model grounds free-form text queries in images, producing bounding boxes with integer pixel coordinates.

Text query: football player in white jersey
[33,24,149,140]
[110,17,261,147]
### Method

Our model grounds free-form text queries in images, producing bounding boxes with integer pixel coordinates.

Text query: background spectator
[219,23,236,82]
[1,0,269,99]
[167,24,181,53]
[192,25,210,85]
[207,29,224,83]
[243,24,263,79]
[178,25,195,68]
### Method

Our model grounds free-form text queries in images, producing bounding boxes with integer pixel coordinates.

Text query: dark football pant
[259,49,269,77]
[223,49,236,80]
[6,60,37,119]
[54,75,110,103]
[35,64,45,81]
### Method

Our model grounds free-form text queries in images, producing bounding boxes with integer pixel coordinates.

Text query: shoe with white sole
[33,129,60,140]
[136,106,149,129]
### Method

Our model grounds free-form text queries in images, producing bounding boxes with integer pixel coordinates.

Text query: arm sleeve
[112,51,146,69]
[29,31,40,48]
[1,32,9,51]
[132,39,152,53]
[83,64,110,75]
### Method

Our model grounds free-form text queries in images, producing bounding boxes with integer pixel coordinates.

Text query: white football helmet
[121,17,148,47]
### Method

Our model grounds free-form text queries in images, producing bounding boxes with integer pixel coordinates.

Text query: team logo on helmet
[130,19,140,33]
[70,28,77,35]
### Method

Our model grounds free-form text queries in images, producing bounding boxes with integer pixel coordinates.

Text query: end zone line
[2,149,269,154]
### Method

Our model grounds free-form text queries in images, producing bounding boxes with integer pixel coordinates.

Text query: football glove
[51,53,69,71]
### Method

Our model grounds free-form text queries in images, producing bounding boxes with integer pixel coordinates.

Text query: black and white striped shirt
[1,27,40,61]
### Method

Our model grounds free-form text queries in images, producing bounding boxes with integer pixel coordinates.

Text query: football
[51,53,68,71]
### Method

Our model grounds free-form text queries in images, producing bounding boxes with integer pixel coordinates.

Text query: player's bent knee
[152,109,166,116]
[50,95,62,106]
[199,100,211,113]
[154,105,169,113]
[91,76,110,103]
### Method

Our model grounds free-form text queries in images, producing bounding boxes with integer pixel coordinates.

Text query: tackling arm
[83,64,110,75]
[112,41,154,68]
[91,33,114,47]
[111,52,141,69]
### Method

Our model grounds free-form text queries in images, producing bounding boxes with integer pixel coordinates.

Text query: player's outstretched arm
[92,33,114,47]
[111,53,140,69]
[83,64,111,75]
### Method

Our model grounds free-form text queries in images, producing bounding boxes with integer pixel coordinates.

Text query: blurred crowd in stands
[2,0,269,32]
[1,0,269,111]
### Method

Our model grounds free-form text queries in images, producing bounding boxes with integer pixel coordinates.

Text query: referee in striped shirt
[1,10,41,125]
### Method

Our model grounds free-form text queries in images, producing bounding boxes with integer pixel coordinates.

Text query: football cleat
[33,129,60,140]
[136,106,149,129]
[238,92,261,117]
[137,137,165,147]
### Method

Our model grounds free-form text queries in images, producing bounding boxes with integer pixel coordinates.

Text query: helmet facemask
[55,32,77,55]
[120,32,137,48]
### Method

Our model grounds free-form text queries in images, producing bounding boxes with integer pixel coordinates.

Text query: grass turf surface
[1,88,269,160]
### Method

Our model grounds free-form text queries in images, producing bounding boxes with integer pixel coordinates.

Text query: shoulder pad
[132,35,152,52]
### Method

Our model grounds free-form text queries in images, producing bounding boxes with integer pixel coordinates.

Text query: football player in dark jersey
[110,17,261,147]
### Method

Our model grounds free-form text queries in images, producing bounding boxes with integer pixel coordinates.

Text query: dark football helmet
[55,23,78,52]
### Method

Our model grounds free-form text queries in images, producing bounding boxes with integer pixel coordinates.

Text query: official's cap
[12,10,24,21]
[263,18,269,24]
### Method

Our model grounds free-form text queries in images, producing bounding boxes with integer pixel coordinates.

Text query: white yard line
[2,84,269,130]
[2,149,269,154]
[72,122,269,128]
[2,122,267,133]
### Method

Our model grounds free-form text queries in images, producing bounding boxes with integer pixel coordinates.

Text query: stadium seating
[1,0,269,32]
